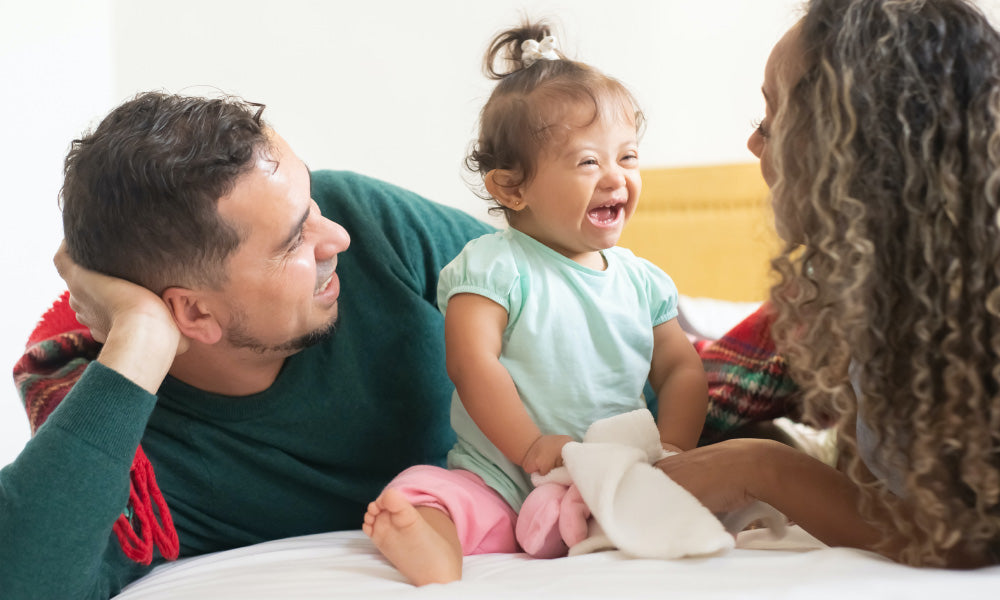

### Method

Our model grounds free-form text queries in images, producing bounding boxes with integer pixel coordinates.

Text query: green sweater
[0,171,493,599]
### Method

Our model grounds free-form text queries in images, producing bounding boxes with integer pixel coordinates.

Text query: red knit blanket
[12,292,797,564]
[12,291,179,565]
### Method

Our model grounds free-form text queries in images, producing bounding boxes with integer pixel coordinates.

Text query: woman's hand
[54,242,186,393]
[659,437,893,555]
[521,434,573,475]
[660,441,684,455]
[655,438,770,514]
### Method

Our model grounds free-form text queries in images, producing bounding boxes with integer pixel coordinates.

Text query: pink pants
[385,465,589,558]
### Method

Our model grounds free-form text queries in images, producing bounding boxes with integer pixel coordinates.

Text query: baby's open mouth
[588,202,624,225]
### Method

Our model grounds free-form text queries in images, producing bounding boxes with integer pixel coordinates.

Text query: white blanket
[533,408,783,559]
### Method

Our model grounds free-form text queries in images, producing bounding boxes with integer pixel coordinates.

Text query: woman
[660,0,1000,567]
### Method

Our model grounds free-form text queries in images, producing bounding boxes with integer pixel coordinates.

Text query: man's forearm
[0,363,158,598]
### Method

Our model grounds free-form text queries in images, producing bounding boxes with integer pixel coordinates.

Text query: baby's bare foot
[363,488,462,585]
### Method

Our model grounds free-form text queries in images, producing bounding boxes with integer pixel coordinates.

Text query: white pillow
[677,295,762,341]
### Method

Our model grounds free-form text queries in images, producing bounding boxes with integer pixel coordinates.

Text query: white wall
[0,0,114,466]
[1,0,802,467]
[110,0,803,221]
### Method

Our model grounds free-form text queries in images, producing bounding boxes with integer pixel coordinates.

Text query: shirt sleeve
[437,232,521,316]
[638,256,679,327]
[0,361,158,599]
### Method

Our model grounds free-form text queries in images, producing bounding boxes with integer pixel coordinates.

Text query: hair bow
[521,36,559,67]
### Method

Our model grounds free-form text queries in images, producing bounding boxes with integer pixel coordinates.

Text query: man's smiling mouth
[315,261,336,294]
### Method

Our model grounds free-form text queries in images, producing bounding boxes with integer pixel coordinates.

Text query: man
[0,92,493,598]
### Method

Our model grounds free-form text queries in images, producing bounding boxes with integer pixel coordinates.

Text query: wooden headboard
[618,163,780,302]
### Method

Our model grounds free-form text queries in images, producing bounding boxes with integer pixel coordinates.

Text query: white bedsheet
[114,527,1000,599]
[112,298,1000,598]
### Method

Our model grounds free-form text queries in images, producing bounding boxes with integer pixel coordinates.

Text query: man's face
[208,130,351,356]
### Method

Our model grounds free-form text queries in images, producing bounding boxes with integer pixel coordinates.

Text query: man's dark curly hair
[61,91,272,294]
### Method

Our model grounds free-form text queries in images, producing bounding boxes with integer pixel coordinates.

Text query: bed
[112,528,1000,599]
[112,164,1000,598]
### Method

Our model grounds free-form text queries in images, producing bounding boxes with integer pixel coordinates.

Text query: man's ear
[485,169,527,212]
[161,287,222,345]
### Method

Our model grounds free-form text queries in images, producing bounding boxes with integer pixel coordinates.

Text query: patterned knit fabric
[11,292,798,561]
[698,302,800,444]
[14,291,100,434]
[12,291,179,565]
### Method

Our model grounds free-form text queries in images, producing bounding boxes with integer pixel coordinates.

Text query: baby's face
[510,103,641,268]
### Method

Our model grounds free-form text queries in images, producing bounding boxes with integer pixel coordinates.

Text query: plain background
[3,0,997,467]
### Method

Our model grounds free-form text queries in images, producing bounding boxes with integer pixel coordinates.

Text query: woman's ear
[485,169,527,212]
[161,288,222,345]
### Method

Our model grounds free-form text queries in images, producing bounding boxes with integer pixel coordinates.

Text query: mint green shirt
[439,229,678,509]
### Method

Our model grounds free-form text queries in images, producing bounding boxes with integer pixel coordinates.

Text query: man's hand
[54,241,186,393]
[521,434,573,475]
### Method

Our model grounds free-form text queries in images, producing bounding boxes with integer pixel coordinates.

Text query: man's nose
[316,218,350,259]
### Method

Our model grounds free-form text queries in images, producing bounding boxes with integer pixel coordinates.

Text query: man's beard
[225,309,339,355]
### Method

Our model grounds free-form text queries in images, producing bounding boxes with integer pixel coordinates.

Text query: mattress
[114,527,1000,599]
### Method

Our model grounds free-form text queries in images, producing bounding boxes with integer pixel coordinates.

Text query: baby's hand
[521,434,573,475]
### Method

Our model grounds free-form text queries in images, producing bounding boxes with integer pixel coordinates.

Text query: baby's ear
[485,169,527,211]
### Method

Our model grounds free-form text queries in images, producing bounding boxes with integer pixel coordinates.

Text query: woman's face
[747,23,805,240]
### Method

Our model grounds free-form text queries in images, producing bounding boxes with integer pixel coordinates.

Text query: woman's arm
[648,319,709,451]
[656,439,883,549]
[444,293,570,474]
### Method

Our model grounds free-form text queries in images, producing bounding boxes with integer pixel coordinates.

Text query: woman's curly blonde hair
[768,0,1000,566]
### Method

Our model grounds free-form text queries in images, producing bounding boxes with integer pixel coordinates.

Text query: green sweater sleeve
[0,361,158,599]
